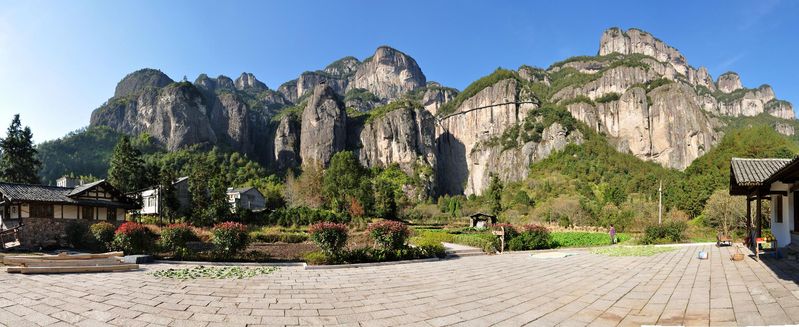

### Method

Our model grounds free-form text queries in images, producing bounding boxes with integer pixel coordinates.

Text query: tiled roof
[228,187,255,194]
[730,158,792,186]
[67,180,105,196]
[0,183,73,202]
[0,181,136,208]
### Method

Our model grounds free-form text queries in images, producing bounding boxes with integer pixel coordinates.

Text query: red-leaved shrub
[112,222,155,254]
[211,222,249,257]
[367,220,410,250]
[309,222,349,255]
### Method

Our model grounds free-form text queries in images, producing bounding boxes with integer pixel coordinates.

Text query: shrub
[493,223,518,240]
[308,222,349,255]
[64,221,88,248]
[112,222,155,255]
[368,220,410,250]
[211,222,249,257]
[414,239,447,258]
[642,221,687,244]
[160,223,198,258]
[89,222,116,251]
[303,251,331,265]
[508,224,552,251]
[550,232,630,247]
[265,206,350,227]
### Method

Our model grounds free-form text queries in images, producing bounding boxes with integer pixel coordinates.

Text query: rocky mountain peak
[299,84,347,166]
[598,27,688,75]
[113,68,173,98]
[235,72,268,91]
[351,46,426,99]
[323,56,360,77]
[717,72,743,93]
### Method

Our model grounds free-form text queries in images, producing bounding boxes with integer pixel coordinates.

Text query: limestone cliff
[436,78,538,195]
[350,46,426,100]
[299,85,347,166]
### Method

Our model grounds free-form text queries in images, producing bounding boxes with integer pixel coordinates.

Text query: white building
[227,187,266,212]
[139,176,190,216]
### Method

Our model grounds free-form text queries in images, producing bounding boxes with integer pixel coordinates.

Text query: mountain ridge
[80,27,796,196]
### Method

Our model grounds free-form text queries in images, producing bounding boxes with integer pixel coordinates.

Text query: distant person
[609,224,617,244]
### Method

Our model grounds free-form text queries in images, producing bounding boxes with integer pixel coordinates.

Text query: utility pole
[658,180,663,225]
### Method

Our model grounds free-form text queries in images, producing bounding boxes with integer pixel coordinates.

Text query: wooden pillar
[756,194,763,239]
[746,197,752,237]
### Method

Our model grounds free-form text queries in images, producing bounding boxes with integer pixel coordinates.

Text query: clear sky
[1,0,797,142]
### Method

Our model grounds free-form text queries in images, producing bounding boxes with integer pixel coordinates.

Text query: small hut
[469,213,497,228]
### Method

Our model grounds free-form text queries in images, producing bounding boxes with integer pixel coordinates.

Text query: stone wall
[17,218,124,249]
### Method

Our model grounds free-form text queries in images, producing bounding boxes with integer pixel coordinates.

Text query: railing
[0,224,23,249]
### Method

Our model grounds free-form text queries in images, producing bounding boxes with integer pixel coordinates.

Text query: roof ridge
[0,182,74,190]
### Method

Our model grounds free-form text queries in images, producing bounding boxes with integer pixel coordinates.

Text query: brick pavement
[1,245,799,326]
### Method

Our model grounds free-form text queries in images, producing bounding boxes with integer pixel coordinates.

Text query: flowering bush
[309,222,349,255]
[112,222,155,254]
[508,224,552,251]
[493,223,518,239]
[90,222,116,251]
[211,222,249,257]
[160,223,198,258]
[367,220,410,250]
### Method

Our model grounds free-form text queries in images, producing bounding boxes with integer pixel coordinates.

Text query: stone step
[446,250,486,257]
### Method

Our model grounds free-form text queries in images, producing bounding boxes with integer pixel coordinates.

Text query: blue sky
[1,0,797,142]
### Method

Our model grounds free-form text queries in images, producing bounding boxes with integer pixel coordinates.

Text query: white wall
[771,194,791,247]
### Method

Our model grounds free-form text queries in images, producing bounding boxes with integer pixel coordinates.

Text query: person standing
[609,224,617,244]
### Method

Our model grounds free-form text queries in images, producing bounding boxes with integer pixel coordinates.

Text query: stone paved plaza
[2,245,799,326]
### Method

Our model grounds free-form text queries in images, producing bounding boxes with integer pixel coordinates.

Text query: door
[794,192,799,232]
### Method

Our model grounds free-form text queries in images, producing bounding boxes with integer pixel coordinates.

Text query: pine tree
[159,165,180,222]
[107,135,145,192]
[0,114,42,184]
[486,174,504,216]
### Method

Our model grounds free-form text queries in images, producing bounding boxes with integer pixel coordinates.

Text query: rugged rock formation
[357,106,437,174]
[695,67,717,92]
[717,72,743,93]
[91,82,216,150]
[468,122,583,195]
[299,85,347,166]
[273,116,301,170]
[235,72,267,91]
[351,46,426,100]
[599,27,689,76]
[568,84,718,170]
[436,78,538,195]
[421,83,458,116]
[113,69,174,98]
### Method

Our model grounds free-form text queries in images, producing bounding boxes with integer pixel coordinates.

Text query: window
[82,206,94,220]
[30,204,54,218]
[107,208,117,221]
[776,196,784,223]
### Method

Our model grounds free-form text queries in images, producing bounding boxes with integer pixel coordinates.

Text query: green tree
[107,135,146,192]
[373,178,398,219]
[159,165,180,222]
[0,114,41,184]
[486,174,504,215]
[323,151,367,213]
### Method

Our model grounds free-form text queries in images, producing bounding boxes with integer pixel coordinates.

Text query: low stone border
[304,257,441,270]
[153,260,305,267]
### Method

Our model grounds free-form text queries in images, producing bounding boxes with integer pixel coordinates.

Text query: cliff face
[91,81,217,150]
[357,107,437,174]
[299,85,347,167]
[88,28,795,197]
[436,78,537,195]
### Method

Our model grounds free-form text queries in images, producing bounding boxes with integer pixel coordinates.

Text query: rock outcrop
[114,69,174,98]
[91,82,216,151]
[421,83,457,116]
[357,106,437,174]
[235,72,267,91]
[351,46,426,100]
[717,72,743,93]
[599,27,689,76]
[468,122,583,195]
[299,85,347,166]
[436,78,537,195]
[273,116,301,170]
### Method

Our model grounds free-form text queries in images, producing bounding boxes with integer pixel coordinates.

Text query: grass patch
[149,266,278,279]
[591,246,676,257]
[551,232,631,248]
